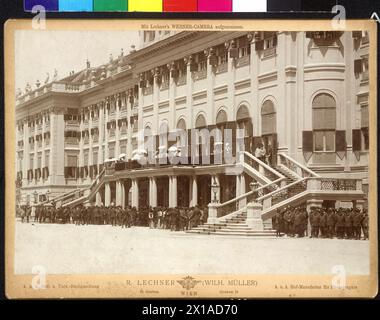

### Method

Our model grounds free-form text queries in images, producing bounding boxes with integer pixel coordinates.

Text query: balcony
[65,137,79,147]
[215,63,228,74]
[361,71,369,84]
[263,47,277,59]
[143,86,153,96]
[160,81,169,91]
[65,121,80,130]
[192,69,207,81]
[235,55,250,68]
[108,111,116,121]
[177,75,187,86]
[120,108,128,118]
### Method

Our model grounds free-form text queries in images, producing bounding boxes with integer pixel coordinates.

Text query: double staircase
[44,168,107,208]
[187,151,366,237]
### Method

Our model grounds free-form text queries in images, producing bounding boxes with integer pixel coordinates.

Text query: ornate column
[104,97,110,161]
[149,177,158,208]
[131,178,139,209]
[22,118,29,185]
[190,175,198,207]
[126,90,133,160]
[98,102,105,166]
[115,94,121,157]
[104,182,111,207]
[169,175,177,208]
[88,106,94,182]
[205,48,216,122]
[121,181,125,209]
[168,64,176,129]
[49,108,65,185]
[115,180,122,206]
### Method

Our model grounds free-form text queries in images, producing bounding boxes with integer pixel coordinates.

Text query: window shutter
[190,62,198,72]
[354,59,363,74]
[139,80,146,88]
[361,105,369,128]
[335,130,346,152]
[209,55,218,66]
[255,40,264,51]
[302,131,313,152]
[352,31,362,39]
[306,32,314,39]
[230,48,239,58]
[171,69,179,78]
[352,129,362,152]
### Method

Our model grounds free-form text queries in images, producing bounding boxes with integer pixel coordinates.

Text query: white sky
[15,30,140,90]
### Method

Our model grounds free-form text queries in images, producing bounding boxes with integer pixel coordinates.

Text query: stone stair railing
[278,153,320,178]
[207,177,285,224]
[242,151,285,185]
[257,177,364,221]
[60,168,106,208]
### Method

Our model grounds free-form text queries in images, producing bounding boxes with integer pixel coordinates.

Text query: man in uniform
[344,209,353,239]
[352,208,363,240]
[361,209,369,240]
[319,208,327,238]
[335,208,345,239]
[309,207,320,238]
[283,206,292,236]
[326,208,336,238]
[293,208,303,237]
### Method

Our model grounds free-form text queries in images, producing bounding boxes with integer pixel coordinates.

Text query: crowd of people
[17,203,369,240]
[272,206,369,240]
[17,204,209,232]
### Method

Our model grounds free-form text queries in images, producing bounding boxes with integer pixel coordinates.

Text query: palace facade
[15,30,369,225]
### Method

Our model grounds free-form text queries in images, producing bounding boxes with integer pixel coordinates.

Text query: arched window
[216,110,228,125]
[236,105,250,122]
[176,119,187,131]
[195,114,207,129]
[312,93,336,152]
[261,100,276,136]
[236,105,252,137]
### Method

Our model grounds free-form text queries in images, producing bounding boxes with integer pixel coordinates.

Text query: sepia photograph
[4,19,378,298]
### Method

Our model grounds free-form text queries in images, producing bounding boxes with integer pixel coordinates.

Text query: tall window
[312,93,336,152]
[195,114,207,129]
[236,105,251,137]
[361,104,369,151]
[261,100,276,136]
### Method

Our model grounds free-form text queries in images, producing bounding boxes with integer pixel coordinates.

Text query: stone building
[15,30,369,226]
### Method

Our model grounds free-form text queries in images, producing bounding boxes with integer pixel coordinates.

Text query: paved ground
[14,222,370,275]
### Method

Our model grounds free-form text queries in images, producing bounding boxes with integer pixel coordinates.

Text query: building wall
[15,31,370,204]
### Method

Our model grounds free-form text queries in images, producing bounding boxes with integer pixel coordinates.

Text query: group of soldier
[17,204,209,232]
[273,206,369,240]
